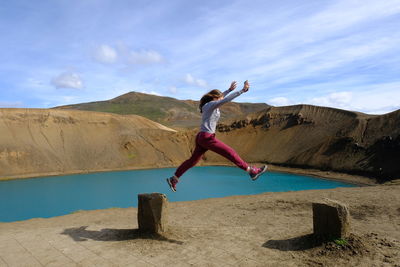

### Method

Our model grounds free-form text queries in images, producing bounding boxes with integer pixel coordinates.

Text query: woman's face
[214,95,224,101]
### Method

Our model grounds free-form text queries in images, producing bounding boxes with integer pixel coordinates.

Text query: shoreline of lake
[0,184,399,266]
[0,162,377,186]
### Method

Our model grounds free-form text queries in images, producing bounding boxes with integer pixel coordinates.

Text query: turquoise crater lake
[0,166,355,222]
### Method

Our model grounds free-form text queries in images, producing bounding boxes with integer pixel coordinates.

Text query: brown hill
[1,105,399,182]
[0,109,192,179]
[210,105,400,181]
[54,91,269,128]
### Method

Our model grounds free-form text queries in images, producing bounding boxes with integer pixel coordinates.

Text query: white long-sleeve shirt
[200,89,245,133]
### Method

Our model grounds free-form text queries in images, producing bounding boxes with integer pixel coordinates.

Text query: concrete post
[312,198,350,240]
[137,193,168,234]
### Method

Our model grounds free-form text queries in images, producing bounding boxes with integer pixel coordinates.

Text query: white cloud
[268,97,293,106]
[264,83,400,114]
[184,74,208,88]
[51,72,84,89]
[127,50,164,65]
[309,92,353,109]
[347,83,400,114]
[139,90,161,96]
[92,43,165,66]
[116,43,165,65]
[93,44,117,64]
[0,101,23,108]
[299,85,400,114]
[3,0,400,114]
[174,0,400,90]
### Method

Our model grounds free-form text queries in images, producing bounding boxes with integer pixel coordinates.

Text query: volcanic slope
[1,105,399,182]
[54,91,269,128]
[208,105,400,181]
[0,109,192,179]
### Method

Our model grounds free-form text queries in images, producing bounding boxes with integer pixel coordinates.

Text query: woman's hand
[242,80,250,92]
[229,81,237,91]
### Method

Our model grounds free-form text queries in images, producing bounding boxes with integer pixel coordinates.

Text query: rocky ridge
[211,105,400,181]
[1,105,399,181]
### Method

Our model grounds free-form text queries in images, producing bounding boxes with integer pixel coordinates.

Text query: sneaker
[166,176,178,192]
[249,165,268,181]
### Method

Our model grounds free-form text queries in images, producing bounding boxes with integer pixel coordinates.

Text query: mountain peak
[55,91,270,128]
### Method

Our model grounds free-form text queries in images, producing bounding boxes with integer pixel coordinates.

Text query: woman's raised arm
[222,81,237,97]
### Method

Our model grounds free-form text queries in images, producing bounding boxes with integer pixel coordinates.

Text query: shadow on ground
[263,234,322,251]
[61,226,184,244]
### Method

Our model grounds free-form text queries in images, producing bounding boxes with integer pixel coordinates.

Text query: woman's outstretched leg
[167,135,207,192]
[198,133,267,180]
[174,144,207,178]
[198,133,248,171]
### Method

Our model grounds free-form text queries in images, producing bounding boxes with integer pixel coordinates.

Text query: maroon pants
[175,132,249,178]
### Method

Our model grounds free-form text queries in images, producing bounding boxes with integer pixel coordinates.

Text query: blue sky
[0,0,399,114]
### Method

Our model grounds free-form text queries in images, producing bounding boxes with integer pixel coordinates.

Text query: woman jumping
[166,80,267,192]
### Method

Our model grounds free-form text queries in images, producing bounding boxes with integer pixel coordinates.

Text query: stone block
[137,193,168,234]
[312,198,350,240]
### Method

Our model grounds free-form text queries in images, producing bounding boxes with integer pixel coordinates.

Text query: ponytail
[199,89,223,113]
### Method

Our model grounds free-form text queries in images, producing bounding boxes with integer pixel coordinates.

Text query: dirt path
[0,185,399,266]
